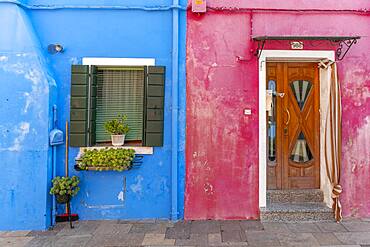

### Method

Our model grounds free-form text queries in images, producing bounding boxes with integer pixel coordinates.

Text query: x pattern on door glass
[290,80,312,111]
[289,79,314,164]
[290,132,313,163]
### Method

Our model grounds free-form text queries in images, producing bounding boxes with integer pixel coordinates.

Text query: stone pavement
[1,218,370,247]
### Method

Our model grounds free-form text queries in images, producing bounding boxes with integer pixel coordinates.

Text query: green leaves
[104,114,130,135]
[78,148,135,172]
[50,176,80,197]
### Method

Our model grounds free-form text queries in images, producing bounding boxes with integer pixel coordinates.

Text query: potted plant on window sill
[104,114,130,146]
[50,176,80,204]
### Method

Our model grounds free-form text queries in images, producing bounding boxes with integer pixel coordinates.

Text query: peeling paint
[117,191,125,201]
[204,182,214,195]
[0,54,51,116]
[130,175,144,196]
[0,56,8,62]
[0,122,30,152]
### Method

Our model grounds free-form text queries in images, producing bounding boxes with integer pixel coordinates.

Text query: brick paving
[0,219,370,247]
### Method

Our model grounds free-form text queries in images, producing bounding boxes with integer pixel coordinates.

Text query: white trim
[258,50,335,208]
[79,146,153,155]
[82,57,155,66]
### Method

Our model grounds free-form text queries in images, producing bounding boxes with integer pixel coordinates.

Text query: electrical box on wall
[192,0,207,13]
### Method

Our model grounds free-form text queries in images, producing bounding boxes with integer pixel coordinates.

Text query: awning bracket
[335,38,358,61]
[255,39,266,58]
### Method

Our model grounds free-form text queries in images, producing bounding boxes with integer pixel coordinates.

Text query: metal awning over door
[252,36,361,60]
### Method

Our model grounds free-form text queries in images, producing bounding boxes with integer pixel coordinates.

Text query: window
[96,67,144,143]
[69,65,165,147]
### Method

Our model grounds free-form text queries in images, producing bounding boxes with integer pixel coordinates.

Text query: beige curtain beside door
[319,61,343,222]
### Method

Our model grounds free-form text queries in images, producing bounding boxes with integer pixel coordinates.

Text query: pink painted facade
[185,0,370,219]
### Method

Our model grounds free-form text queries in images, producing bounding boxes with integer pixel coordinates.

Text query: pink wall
[185,1,370,219]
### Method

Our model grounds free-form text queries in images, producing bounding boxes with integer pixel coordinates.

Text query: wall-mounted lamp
[48,44,64,54]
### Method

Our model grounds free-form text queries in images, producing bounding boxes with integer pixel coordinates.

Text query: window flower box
[74,148,142,172]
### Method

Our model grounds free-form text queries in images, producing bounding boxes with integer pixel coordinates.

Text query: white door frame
[258,50,335,207]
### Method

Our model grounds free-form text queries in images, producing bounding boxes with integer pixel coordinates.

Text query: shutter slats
[70,65,96,147]
[143,66,165,147]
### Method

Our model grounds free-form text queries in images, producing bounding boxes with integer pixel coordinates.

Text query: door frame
[258,50,335,208]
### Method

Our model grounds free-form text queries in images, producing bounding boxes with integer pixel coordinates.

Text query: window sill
[79,146,153,155]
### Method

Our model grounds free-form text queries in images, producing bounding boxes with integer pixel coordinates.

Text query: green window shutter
[70,65,96,147]
[95,67,145,142]
[143,66,165,147]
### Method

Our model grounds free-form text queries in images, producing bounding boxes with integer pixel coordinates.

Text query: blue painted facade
[0,0,187,230]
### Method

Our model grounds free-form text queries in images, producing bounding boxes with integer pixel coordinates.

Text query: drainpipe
[171,0,179,221]
[51,105,57,226]
[49,105,64,226]
[52,144,56,221]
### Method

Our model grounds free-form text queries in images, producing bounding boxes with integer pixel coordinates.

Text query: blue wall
[0,0,186,230]
[0,3,56,230]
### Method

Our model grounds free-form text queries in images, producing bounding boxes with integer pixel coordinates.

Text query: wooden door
[267,62,320,189]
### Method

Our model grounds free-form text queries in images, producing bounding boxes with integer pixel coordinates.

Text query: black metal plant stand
[66,202,74,229]
[55,194,77,228]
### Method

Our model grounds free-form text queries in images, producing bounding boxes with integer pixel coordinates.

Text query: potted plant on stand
[104,114,130,146]
[50,176,80,228]
[50,176,80,204]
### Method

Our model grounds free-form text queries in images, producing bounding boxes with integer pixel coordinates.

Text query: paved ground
[1,219,370,247]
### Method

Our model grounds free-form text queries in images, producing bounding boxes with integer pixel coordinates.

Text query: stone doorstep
[261,202,333,222]
[267,189,324,204]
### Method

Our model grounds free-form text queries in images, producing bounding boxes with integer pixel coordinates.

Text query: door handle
[275,92,285,98]
[285,108,291,125]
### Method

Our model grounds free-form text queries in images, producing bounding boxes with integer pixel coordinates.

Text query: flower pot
[56,194,70,204]
[111,135,125,146]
